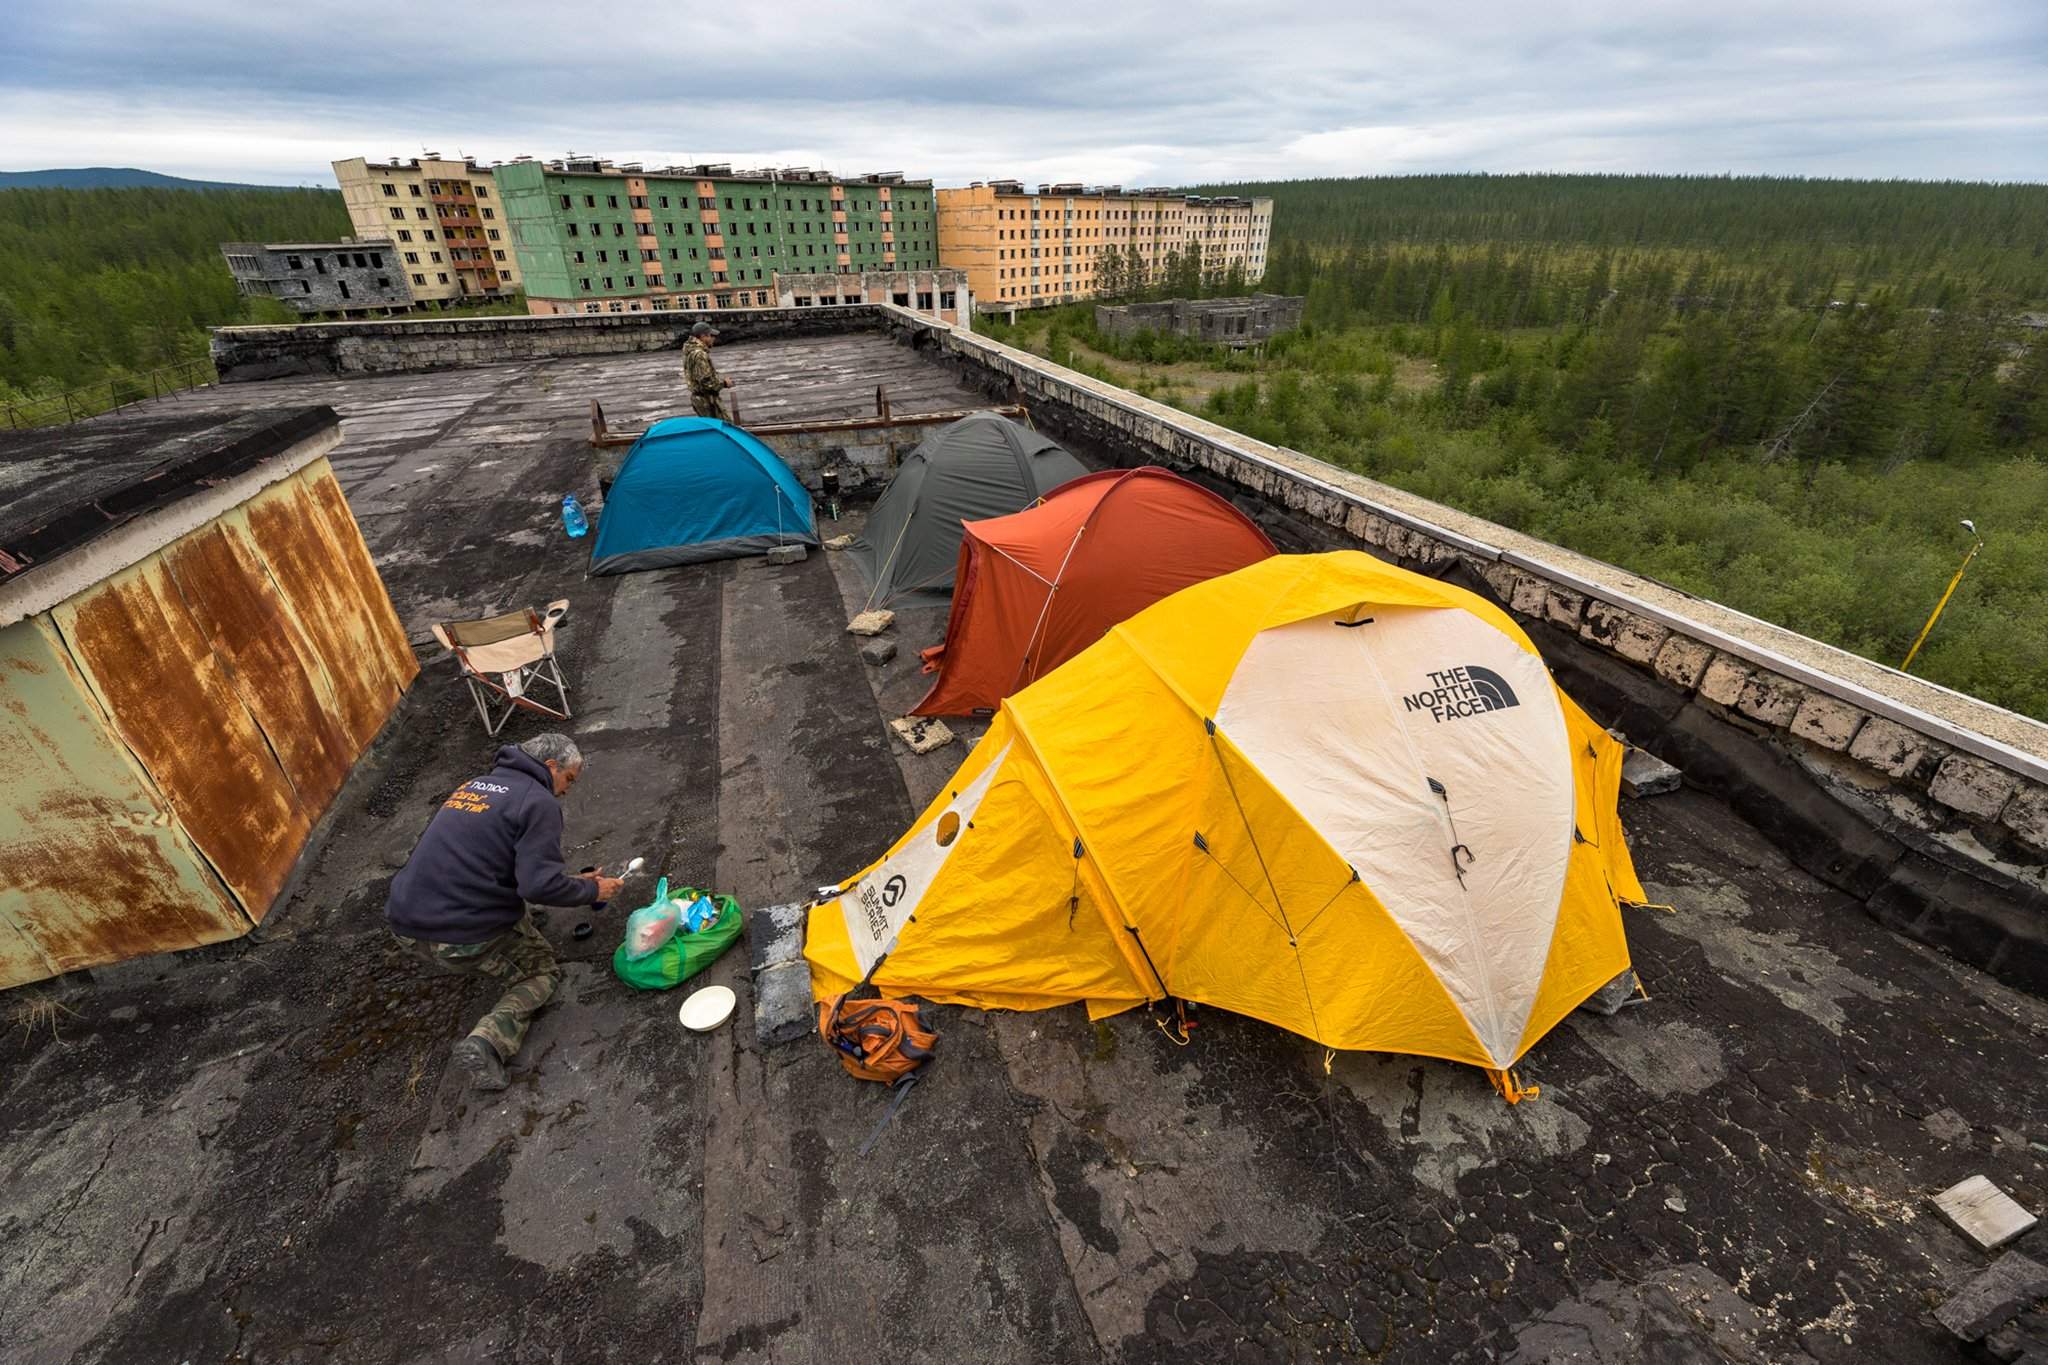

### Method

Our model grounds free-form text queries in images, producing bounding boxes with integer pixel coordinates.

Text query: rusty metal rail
[588,390,1028,449]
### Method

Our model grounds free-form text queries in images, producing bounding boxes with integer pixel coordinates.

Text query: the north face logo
[1402,665,1521,723]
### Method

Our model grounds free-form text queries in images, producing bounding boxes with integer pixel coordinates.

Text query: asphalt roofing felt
[2,335,2046,1364]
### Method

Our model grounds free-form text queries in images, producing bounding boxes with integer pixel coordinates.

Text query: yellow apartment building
[936,181,1272,311]
[332,155,523,305]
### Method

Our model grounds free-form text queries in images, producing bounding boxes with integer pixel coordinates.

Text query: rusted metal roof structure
[0,407,417,987]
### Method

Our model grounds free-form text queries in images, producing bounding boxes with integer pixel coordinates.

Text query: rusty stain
[53,559,313,916]
[241,473,410,751]
[163,521,356,815]
[299,466,420,690]
[1,618,246,986]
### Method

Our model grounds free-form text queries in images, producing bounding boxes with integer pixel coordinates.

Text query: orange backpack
[818,994,938,1083]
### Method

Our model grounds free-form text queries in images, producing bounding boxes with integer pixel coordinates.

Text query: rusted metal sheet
[0,616,246,987]
[293,462,420,693]
[161,517,358,816]
[239,464,415,753]
[49,555,314,917]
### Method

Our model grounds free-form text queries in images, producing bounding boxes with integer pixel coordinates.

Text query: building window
[604,276,614,289]
[431,252,442,263]
[584,194,596,207]
[597,250,608,263]
[481,207,494,220]
[918,292,934,309]
[412,273,425,284]
[494,250,506,261]
[487,228,500,240]
[940,291,956,308]
[389,207,404,220]
[614,223,624,236]
[437,272,448,284]
[625,276,635,287]
[396,229,412,243]
[559,194,572,209]
[581,277,592,291]
[608,195,619,208]
[567,223,579,237]
[476,185,489,199]
[573,250,585,263]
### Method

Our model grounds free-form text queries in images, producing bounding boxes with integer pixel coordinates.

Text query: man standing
[387,733,623,1092]
[683,320,732,418]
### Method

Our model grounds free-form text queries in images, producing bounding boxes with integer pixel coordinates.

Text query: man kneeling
[387,733,623,1091]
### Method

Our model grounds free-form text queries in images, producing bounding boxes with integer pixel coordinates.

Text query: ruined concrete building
[1095,292,1305,347]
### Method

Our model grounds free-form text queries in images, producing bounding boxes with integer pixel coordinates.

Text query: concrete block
[1923,1107,1972,1145]
[1652,636,1715,691]
[889,716,954,754]
[1695,656,1753,707]
[846,610,895,636]
[1934,1177,2040,1254]
[1580,601,1671,665]
[1544,586,1588,629]
[751,960,817,1048]
[1508,574,1549,617]
[1480,561,1521,604]
[764,544,807,565]
[860,639,897,666]
[2000,784,2048,857]
[1787,694,1868,751]
[1934,1252,2048,1339]
[1847,715,1947,780]
[1735,673,1806,727]
[1929,754,2021,822]
[1622,749,1683,798]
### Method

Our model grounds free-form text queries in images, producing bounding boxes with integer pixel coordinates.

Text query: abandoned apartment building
[220,240,417,319]
[1,302,2045,1365]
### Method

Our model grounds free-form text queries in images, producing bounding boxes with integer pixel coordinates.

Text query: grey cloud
[2,0,2045,185]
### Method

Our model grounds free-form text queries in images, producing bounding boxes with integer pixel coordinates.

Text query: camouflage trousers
[690,391,724,419]
[393,912,561,1062]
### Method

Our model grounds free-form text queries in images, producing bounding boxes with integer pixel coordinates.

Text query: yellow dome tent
[806,551,1645,1093]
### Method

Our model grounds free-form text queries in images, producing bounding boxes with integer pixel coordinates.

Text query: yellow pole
[1900,539,1982,673]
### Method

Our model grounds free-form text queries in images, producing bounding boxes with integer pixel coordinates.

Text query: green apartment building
[497,157,938,314]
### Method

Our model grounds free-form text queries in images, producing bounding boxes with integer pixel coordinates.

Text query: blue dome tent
[589,417,818,575]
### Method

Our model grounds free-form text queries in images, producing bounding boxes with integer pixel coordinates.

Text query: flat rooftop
[4,332,2045,1364]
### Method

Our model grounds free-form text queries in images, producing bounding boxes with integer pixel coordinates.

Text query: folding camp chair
[431,600,572,736]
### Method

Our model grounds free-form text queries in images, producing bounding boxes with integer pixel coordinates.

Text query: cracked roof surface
[2,332,2046,1365]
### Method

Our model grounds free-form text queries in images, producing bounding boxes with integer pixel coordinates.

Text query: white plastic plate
[678,984,736,1032]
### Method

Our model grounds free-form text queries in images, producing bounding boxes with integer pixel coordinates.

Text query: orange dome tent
[912,467,1276,717]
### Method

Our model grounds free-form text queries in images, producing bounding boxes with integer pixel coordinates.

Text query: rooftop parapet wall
[211,308,898,382]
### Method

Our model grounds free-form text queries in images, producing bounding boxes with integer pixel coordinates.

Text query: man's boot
[453,1035,509,1092]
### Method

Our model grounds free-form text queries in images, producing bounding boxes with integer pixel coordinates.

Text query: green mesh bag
[612,887,744,991]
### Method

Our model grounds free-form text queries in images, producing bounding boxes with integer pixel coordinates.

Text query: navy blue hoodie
[386,746,598,943]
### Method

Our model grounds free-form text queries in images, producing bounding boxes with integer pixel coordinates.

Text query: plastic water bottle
[561,493,589,538]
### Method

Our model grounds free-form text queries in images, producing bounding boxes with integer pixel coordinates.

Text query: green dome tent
[851,413,1088,609]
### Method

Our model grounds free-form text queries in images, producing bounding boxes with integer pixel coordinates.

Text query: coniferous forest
[986,175,2048,719]
[0,186,351,404]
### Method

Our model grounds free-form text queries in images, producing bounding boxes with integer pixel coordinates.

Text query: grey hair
[519,733,583,769]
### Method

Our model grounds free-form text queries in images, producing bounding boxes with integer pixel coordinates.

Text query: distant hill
[0,167,304,192]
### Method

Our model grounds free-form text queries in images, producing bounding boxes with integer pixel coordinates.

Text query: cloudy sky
[4,1,2045,187]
